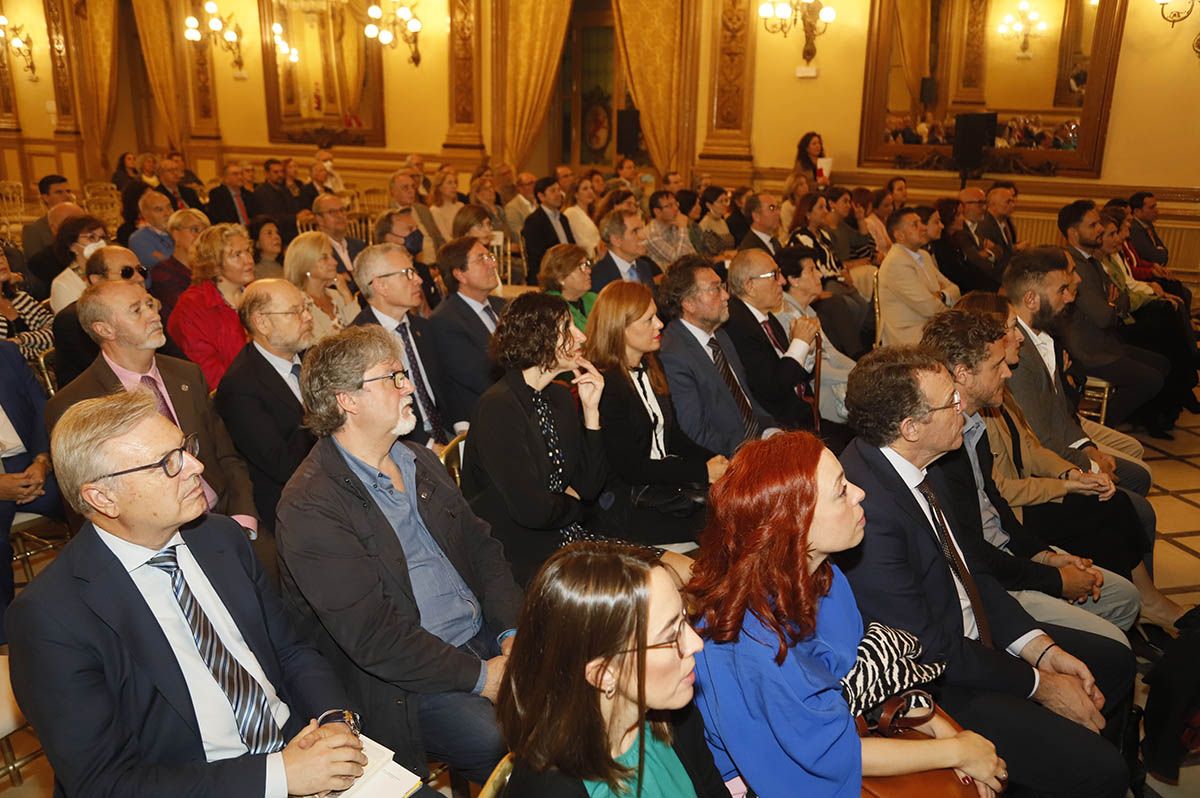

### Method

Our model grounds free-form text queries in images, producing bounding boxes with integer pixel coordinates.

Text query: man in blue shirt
[275,325,523,784]
[128,190,176,269]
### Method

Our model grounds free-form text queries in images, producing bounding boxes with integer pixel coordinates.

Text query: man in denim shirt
[276,325,523,785]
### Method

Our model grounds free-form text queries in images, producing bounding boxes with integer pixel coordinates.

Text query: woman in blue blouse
[687,431,1006,797]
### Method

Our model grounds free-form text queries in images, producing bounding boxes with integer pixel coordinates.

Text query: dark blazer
[462,370,606,586]
[27,245,69,286]
[589,253,660,293]
[214,343,316,529]
[204,184,259,225]
[1061,251,1129,369]
[276,437,522,776]
[837,437,1039,697]
[253,182,302,243]
[1006,329,1093,473]
[47,354,258,523]
[330,237,367,277]
[50,301,100,388]
[350,306,455,445]
[6,515,348,797]
[726,209,751,247]
[428,292,507,426]
[976,213,1013,268]
[659,319,776,458]
[521,206,575,285]
[722,296,812,429]
[0,342,48,460]
[736,229,782,261]
[155,183,202,211]
[503,703,731,797]
[1128,218,1168,266]
[938,234,1000,293]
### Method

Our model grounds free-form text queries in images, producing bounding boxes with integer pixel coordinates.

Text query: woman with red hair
[688,431,1006,797]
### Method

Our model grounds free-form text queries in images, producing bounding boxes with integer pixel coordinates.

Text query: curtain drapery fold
[500,0,571,169]
[611,0,685,175]
[131,0,186,149]
[892,0,930,111]
[76,0,119,175]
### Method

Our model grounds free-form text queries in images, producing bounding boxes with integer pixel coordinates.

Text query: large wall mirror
[859,0,1128,177]
[258,0,386,146]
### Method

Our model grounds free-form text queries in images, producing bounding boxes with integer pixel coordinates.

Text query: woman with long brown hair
[689,432,1005,797]
[498,541,729,797]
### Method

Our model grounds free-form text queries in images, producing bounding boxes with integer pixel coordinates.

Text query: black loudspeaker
[920,77,938,107]
[953,112,997,170]
[617,108,641,156]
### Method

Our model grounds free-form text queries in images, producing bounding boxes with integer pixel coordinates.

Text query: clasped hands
[1024,635,1106,733]
[0,457,50,505]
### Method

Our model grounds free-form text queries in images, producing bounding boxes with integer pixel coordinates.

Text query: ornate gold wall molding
[184,0,221,141]
[697,0,755,183]
[42,0,77,132]
[442,0,485,158]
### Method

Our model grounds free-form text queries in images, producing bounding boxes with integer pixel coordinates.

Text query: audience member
[658,256,777,457]
[167,223,253,388]
[388,169,440,266]
[592,208,659,291]
[428,168,465,251]
[499,542,728,796]
[312,193,365,290]
[351,243,456,446]
[886,176,908,209]
[562,177,600,258]
[314,148,345,193]
[12,390,363,795]
[0,249,53,360]
[254,158,303,243]
[690,431,1005,796]
[793,131,828,188]
[614,156,643,204]
[205,161,259,226]
[839,346,1134,798]
[375,207,443,311]
[593,188,637,229]
[933,195,995,293]
[826,186,878,272]
[503,171,537,244]
[128,190,175,268]
[468,176,517,246]
[539,243,596,331]
[663,170,686,194]
[49,214,108,313]
[696,186,735,259]
[955,187,1001,286]
[116,181,151,247]
[877,207,960,346]
[167,151,204,191]
[154,157,201,210]
[521,176,576,286]
[151,208,209,331]
[726,187,753,246]
[736,191,783,259]
[977,183,1023,267]
[644,190,695,269]
[429,237,506,426]
[110,151,138,191]
[864,187,894,254]
[283,230,357,343]
[135,152,159,186]
[247,214,283,280]
[27,201,84,288]
[451,203,497,250]
[22,174,74,259]
[675,189,706,255]
[778,171,812,237]
[404,152,433,201]
[1125,192,1193,307]
[306,159,337,198]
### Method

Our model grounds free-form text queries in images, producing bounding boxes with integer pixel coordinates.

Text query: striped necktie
[707,337,760,440]
[147,546,286,754]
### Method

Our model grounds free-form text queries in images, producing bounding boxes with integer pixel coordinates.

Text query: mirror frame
[257,0,387,147]
[857,0,1128,178]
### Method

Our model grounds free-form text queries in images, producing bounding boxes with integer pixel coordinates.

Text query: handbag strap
[876,689,935,736]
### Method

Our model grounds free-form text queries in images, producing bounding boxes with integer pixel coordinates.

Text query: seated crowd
[3,149,1200,798]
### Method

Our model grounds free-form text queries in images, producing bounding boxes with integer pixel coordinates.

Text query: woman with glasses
[696,186,735,260]
[0,248,53,360]
[689,432,1005,798]
[49,215,110,313]
[150,209,211,334]
[498,541,731,798]
[167,223,254,388]
[283,230,357,343]
[539,244,597,331]
[584,281,727,548]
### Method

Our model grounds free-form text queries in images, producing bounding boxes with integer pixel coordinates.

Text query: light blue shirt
[458,293,497,333]
[252,342,301,403]
[130,226,174,269]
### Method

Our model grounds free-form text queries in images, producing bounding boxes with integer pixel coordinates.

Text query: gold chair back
[84,195,122,234]
[478,753,514,798]
[0,182,24,218]
[361,187,390,216]
[439,432,467,487]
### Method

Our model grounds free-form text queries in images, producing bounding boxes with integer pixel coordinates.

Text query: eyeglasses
[576,259,593,273]
[259,299,315,318]
[472,252,498,266]
[924,389,962,415]
[370,268,419,283]
[765,203,779,211]
[359,369,409,389]
[617,615,690,657]
[693,281,727,296]
[77,231,106,245]
[95,433,200,482]
[119,265,149,281]
[748,269,781,282]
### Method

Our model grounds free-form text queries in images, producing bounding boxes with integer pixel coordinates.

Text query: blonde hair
[189,223,248,283]
[52,391,160,516]
[430,169,459,208]
[166,207,210,233]
[283,230,333,288]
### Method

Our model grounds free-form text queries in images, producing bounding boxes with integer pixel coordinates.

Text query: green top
[546,290,598,331]
[582,725,698,798]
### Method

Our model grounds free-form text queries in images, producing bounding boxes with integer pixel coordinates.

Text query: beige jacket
[877,244,961,345]
[983,391,1078,522]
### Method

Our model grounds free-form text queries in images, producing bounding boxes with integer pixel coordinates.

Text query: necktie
[289,362,302,397]
[396,321,448,445]
[707,337,760,441]
[760,319,785,353]
[482,303,499,331]
[141,375,178,426]
[914,478,994,648]
[170,190,185,210]
[147,546,285,754]
[232,189,248,225]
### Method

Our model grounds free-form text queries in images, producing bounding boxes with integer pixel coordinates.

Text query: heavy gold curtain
[131,0,185,148]
[499,0,571,168]
[612,0,685,174]
[892,0,930,110]
[76,0,119,174]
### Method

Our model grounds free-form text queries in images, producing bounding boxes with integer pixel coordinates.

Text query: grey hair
[598,208,639,245]
[77,280,142,343]
[300,325,403,437]
[352,243,409,301]
[727,248,773,297]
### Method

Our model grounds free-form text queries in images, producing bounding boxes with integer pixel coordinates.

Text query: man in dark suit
[313,193,367,293]
[350,244,456,447]
[0,341,61,642]
[205,161,259,226]
[155,157,202,211]
[977,183,1023,269]
[215,280,317,538]
[22,174,73,259]
[277,326,522,783]
[46,280,259,535]
[953,187,1002,289]
[658,256,777,457]
[724,248,817,429]
[838,346,1133,798]
[429,237,506,427]
[735,191,783,260]
[9,390,366,796]
[254,158,304,244]
[520,176,574,285]
[591,207,661,292]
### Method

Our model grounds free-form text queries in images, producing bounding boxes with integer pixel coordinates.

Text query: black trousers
[1022,491,1146,578]
[935,623,1134,798]
[1086,343,1168,426]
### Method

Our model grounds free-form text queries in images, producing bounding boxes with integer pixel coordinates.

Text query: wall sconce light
[183,1,247,79]
[1154,0,1195,26]
[270,22,299,65]
[757,1,835,63]
[364,1,422,66]
[997,1,1049,58]
[0,17,37,82]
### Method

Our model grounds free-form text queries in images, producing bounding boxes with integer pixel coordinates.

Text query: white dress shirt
[458,293,497,334]
[252,342,302,403]
[630,367,667,460]
[743,302,814,371]
[611,252,638,282]
[751,228,778,254]
[94,527,291,797]
[679,319,781,440]
[542,205,570,244]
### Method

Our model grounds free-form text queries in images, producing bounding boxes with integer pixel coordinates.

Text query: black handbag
[629,483,707,518]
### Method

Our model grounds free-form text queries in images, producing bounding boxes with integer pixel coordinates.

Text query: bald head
[48,202,85,234]
[239,278,313,355]
[84,245,141,284]
[728,248,778,298]
[958,187,987,223]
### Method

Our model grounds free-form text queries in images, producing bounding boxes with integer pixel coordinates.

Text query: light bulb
[397,5,413,20]
[758,1,774,17]
[367,4,382,19]
[288,50,299,63]
[818,6,835,22]
[272,22,282,34]
[364,23,379,38]
[774,2,792,19]
[10,36,24,49]
[185,15,199,28]
[209,16,223,31]
[204,1,218,13]
[223,28,237,41]
[1036,20,1047,30]
[1018,0,1029,9]
[1013,21,1024,31]
[378,28,394,45]
[1028,10,1039,20]
[0,16,9,27]
[406,17,421,32]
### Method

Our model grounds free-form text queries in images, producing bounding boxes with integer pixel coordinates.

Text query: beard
[390,399,417,437]
[1033,298,1071,335]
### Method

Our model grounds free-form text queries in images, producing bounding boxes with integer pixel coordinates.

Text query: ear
[950,362,972,387]
[334,390,358,418]
[80,481,121,521]
[90,320,117,343]
[897,415,923,444]
[584,657,616,695]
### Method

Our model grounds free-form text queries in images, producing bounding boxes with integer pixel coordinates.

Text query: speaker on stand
[953,112,997,189]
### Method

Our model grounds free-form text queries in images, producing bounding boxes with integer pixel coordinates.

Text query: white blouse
[630,367,667,460]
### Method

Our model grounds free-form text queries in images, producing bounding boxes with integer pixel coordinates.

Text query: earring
[603,683,615,700]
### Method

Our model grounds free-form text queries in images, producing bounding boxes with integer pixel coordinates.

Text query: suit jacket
[155,183,202,211]
[589,252,659,293]
[47,354,258,523]
[1061,251,1129,370]
[976,213,1014,268]
[350,306,455,444]
[6,515,347,797]
[1128,218,1168,266]
[214,343,316,529]
[428,292,506,426]
[21,215,51,260]
[736,229,782,261]
[722,296,813,429]
[1005,326,1094,472]
[330,237,367,276]
[877,244,960,346]
[521,206,575,284]
[50,301,100,388]
[837,438,1039,697]
[941,232,1000,293]
[0,341,48,458]
[276,437,522,775]
[659,319,776,458]
[204,185,259,225]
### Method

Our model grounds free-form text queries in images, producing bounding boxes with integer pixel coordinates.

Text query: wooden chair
[0,182,24,219]
[336,188,360,215]
[84,195,122,234]
[83,181,119,199]
[439,432,467,487]
[347,213,373,244]
[1077,376,1112,425]
[0,656,42,786]
[297,218,318,235]
[360,187,390,216]
[33,346,56,397]
[479,753,514,798]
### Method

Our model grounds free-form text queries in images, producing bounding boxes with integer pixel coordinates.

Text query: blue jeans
[416,628,506,784]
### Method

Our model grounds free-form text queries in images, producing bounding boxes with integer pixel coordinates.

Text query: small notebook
[334,734,424,798]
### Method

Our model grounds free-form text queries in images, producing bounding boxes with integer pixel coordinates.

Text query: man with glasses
[215,280,318,551]
[275,325,522,786]
[503,171,537,239]
[10,389,367,796]
[129,190,176,268]
[429,237,507,426]
[387,171,440,267]
[205,161,260,226]
[877,207,961,346]
[839,346,1134,798]
[659,255,779,457]
[591,207,659,292]
[643,190,695,270]
[955,186,1001,284]
[736,191,784,259]
[350,244,456,448]
[154,156,202,211]
[312,193,365,287]
[46,280,259,539]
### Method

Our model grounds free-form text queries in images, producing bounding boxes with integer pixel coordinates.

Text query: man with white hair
[129,190,176,267]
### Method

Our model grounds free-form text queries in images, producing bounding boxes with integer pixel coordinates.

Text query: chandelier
[758,1,836,64]
[183,1,247,78]
[364,1,422,66]
[997,1,1049,57]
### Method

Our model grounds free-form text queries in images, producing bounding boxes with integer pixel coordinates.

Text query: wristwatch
[317,708,362,736]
